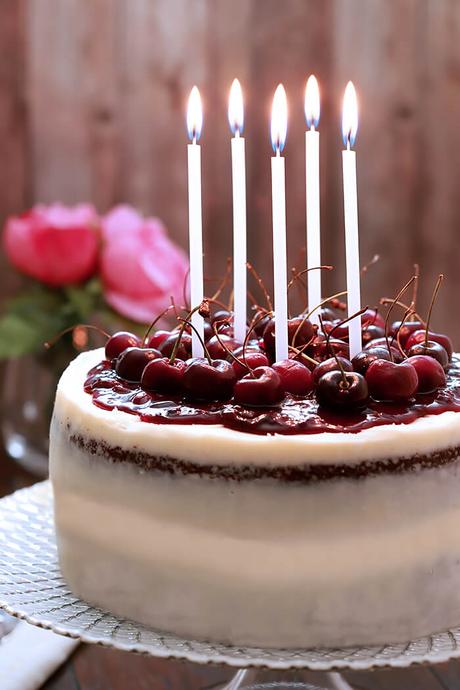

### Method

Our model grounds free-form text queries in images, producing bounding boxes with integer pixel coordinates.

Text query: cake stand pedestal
[2,483,460,690]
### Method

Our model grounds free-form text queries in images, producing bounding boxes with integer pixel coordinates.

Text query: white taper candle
[342,81,362,358]
[305,75,321,324]
[186,86,204,357]
[270,84,289,362]
[228,79,247,343]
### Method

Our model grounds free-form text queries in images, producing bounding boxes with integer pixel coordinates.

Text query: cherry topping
[141,357,186,394]
[407,340,449,371]
[316,371,369,410]
[405,329,453,360]
[312,356,353,384]
[352,347,392,375]
[105,331,141,361]
[232,351,269,379]
[408,355,446,393]
[147,330,171,350]
[159,332,192,360]
[206,334,238,360]
[182,358,236,401]
[233,366,284,406]
[272,359,313,395]
[365,360,418,402]
[115,347,161,382]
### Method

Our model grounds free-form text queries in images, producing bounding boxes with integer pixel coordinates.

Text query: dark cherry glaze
[83,355,460,436]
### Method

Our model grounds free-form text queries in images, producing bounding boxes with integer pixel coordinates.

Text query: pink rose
[3,203,99,286]
[101,205,189,323]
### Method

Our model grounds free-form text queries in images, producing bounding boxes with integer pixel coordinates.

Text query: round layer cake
[50,346,460,649]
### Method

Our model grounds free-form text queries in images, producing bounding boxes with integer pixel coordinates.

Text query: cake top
[82,288,460,436]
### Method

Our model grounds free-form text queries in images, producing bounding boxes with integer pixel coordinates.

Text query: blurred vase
[2,345,79,478]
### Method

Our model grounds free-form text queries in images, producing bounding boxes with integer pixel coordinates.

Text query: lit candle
[304,75,321,324]
[228,79,247,343]
[186,86,204,357]
[270,84,289,362]
[341,81,362,358]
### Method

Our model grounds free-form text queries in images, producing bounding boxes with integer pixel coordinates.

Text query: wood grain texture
[2,0,460,338]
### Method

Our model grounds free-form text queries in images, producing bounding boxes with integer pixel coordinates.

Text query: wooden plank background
[0,0,459,340]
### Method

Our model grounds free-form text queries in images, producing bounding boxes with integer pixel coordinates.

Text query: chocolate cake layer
[69,431,460,483]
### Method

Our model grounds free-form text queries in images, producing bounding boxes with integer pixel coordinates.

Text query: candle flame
[228,78,244,135]
[304,75,320,128]
[271,84,288,153]
[187,86,203,142]
[342,81,358,148]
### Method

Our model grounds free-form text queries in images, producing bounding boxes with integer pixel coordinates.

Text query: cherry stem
[410,264,420,319]
[425,273,444,349]
[210,257,232,303]
[169,304,204,365]
[212,321,253,375]
[287,265,333,295]
[305,290,348,322]
[319,314,349,389]
[143,304,177,345]
[379,298,425,324]
[384,276,416,363]
[360,254,380,277]
[247,262,273,312]
[287,344,317,367]
[395,307,415,359]
[178,318,212,364]
[44,323,110,350]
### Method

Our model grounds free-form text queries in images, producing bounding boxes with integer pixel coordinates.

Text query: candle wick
[235,127,240,139]
[310,124,315,132]
[192,133,197,145]
[276,147,281,158]
[346,136,351,152]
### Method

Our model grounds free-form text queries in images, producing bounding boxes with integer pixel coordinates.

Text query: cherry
[147,329,171,350]
[315,371,369,410]
[203,321,214,341]
[233,366,284,406]
[390,320,424,347]
[288,316,315,347]
[206,334,238,360]
[159,332,192,360]
[312,356,353,384]
[211,309,232,325]
[319,307,337,322]
[408,355,446,393]
[407,340,449,371]
[352,347,392,375]
[105,331,141,361]
[141,357,186,394]
[361,325,385,347]
[182,358,236,401]
[366,360,418,402]
[363,338,404,363]
[362,308,385,330]
[252,310,271,336]
[272,359,313,395]
[405,329,453,360]
[115,347,161,382]
[310,336,349,361]
[232,351,269,379]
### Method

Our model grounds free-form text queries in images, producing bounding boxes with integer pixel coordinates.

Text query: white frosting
[55,348,460,467]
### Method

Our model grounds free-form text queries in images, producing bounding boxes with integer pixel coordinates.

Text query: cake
[50,305,460,649]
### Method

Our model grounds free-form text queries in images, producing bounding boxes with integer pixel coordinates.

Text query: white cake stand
[1,483,460,690]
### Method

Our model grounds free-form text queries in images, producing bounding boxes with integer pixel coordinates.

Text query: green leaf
[0,313,48,358]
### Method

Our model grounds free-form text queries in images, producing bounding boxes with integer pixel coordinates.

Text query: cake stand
[2,484,460,690]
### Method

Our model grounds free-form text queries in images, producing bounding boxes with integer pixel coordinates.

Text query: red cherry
[272,359,313,395]
[252,310,271,336]
[366,360,418,402]
[363,338,404,363]
[362,309,385,330]
[315,371,369,410]
[407,340,449,371]
[288,316,315,347]
[408,355,446,393]
[310,336,349,361]
[115,347,161,382]
[232,351,269,379]
[183,358,236,401]
[211,309,232,325]
[158,332,192,360]
[389,320,424,347]
[361,325,385,347]
[206,334,238,360]
[352,347,392,375]
[141,357,186,394]
[312,356,353,384]
[105,331,141,361]
[147,330,171,350]
[405,329,453,360]
[233,366,284,406]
